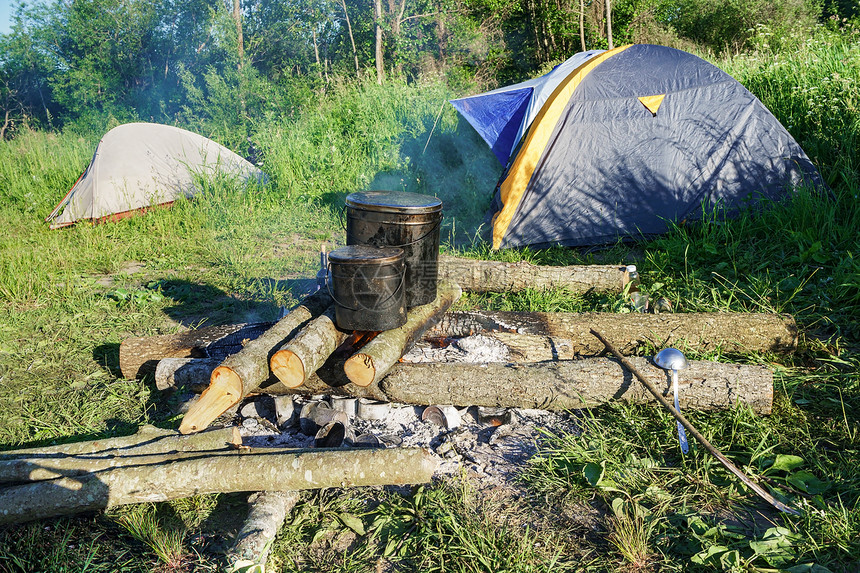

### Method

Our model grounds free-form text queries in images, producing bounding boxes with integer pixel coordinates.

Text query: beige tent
[46,123,264,228]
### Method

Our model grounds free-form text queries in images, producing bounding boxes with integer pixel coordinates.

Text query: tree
[232,0,244,69]
[606,0,613,48]
[374,0,384,82]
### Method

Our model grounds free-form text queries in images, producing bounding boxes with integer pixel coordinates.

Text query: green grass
[0,26,859,573]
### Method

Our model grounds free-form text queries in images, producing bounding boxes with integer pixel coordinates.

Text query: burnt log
[119,322,273,380]
[343,281,462,387]
[427,310,798,355]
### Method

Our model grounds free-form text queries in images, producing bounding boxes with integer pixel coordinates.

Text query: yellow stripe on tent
[638,94,666,116]
[492,45,631,249]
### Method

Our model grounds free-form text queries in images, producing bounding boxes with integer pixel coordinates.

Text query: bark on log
[402,332,572,364]
[487,332,573,362]
[0,447,438,526]
[155,357,221,391]
[438,255,626,294]
[225,490,300,571]
[0,426,240,483]
[119,322,273,380]
[377,358,773,413]
[427,311,798,355]
[265,357,773,414]
[343,281,462,387]
[179,292,331,434]
[269,307,348,389]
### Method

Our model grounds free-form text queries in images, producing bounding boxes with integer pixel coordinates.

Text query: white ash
[401,334,511,363]
[235,394,580,488]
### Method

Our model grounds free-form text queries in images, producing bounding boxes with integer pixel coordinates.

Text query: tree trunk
[606,0,613,49]
[225,490,300,571]
[119,321,273,380]
[389,0,408,74]
[426,310,798,355]
[339,0,361,76]
[343,282,462,387]
[0,426,240,484]
[580,0,586,51]
[0,447,438,526]
[312,29,323,80]
[155,357,221,391]
[233,0,244,68]
[179,292,331,434]
[270,307,348,389]
[437,256,626,293]
[374,0,384,84]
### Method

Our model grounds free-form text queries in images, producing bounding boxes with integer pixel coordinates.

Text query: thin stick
[589,328,800,516]
[422,99,446,154]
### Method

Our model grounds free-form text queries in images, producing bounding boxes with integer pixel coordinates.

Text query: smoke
[369,114,502,249]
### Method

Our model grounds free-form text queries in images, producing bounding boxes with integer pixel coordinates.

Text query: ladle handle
[672,370,689,454]
[590,329,801,516]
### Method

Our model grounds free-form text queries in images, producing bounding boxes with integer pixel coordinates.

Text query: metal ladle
[590,329,801,515]
[654,348,689,454]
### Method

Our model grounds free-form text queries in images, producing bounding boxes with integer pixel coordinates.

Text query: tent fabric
[451,44,825,249]
[46,123,264,228]
[449,49,604,165]
[492,46,630,248]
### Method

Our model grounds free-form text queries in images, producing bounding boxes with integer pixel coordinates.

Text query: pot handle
[389,216,442,248]
[339,205,347,230]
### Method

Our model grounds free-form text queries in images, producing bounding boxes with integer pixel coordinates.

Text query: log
[264,357,773,414]
[225,490,300,572]
[343,281,462,387]
[485,332,573,362]
[269,307,348,389]
[438,255,626,294]
[124,308,797,386]
[119,322,273,380]
[0,426,240,483]
[377,358,773,413]
[155,357,220,391]
[0,447,438,526]
[402,332,572,364]
[427,310,798,355]
[179,291,331,434]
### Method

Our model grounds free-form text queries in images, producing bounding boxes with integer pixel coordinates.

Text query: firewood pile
[0,255,801,568]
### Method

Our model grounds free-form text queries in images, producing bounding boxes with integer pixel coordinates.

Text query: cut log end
[270,349,306,389]
[343,353,376,387]
[179,366,243,434]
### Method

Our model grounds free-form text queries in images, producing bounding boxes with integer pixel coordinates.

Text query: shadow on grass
[155,279,283,329]
[93,342,122,379]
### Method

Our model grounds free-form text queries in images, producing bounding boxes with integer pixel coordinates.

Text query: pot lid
[328,245,404,265]
[346,191,442,214]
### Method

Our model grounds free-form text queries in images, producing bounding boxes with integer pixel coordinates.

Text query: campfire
[0,192,801,568]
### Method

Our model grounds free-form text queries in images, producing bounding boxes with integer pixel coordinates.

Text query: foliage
[0,0,844,135]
